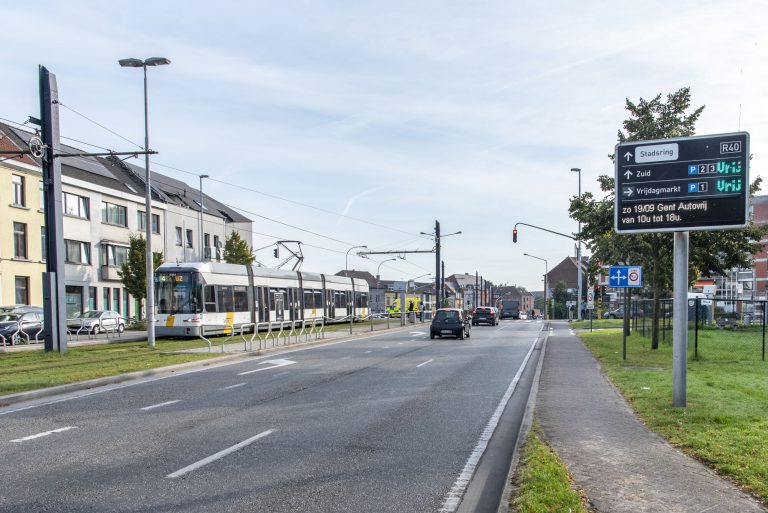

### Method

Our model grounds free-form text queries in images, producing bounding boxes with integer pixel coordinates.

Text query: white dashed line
[223,383,246,390]
[167,429,274,478]
[416,359,434,368]
[11,426,77,443]
[364,351,373,354]
[140,400,180,411]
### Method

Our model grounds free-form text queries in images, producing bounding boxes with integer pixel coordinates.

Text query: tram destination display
[615,132,749,233]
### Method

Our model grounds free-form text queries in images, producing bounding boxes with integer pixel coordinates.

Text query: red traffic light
[512,229,518,243]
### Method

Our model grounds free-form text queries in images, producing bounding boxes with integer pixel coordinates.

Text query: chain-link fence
[630,297,767,361]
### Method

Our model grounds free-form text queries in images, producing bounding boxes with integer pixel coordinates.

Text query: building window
[12,174,25,207]
[13,222,27,259]
[39,182,45,212]
[65,239,91,265]
[15,277,30,305]
[204,233,210,248]
[175,227,183,246]
[41,227,47,262]
[138,211,160,234]
[101,201,127,226]
[186,229,194,248]
[101,243,129,267]
[63,192,90,219]
[213,235,220,248]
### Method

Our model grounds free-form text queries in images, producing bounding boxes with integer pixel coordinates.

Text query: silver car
[67,310,125,334]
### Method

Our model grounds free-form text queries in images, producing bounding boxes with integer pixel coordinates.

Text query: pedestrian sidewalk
[536,321,767,513]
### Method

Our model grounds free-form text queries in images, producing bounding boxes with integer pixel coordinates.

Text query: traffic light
[273,248,279,258]
[512,229,518,243]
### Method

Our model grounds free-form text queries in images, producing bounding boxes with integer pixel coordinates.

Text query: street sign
[586,289,595,309]
[608,266,642,288]
[615,132,749,233]
[393,281,407,292]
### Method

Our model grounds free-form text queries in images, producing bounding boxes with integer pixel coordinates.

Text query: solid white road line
[140,400,180,411]
[416,359,434,368]
[364,350,373,354]
[166,429,274,478]
[439,336,539,513]
[11,426,77,443]
[223,383,246,390]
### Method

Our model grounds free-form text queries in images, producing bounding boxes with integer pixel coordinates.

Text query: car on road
[519,312,528,320]
[472,306,498,326]
[430,308,471,339]
[0,308,44,345]
[67,310,125,334]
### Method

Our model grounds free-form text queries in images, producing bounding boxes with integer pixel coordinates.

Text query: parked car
[602,306,644,319]
[67,310,125,334]
[472,306,498,326]
[430,308,471,339]
[0,308,44,345]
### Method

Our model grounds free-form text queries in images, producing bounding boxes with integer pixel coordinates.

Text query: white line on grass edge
[438,336,539,513]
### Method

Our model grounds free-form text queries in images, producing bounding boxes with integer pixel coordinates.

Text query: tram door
[327,290,335,319]
[274,292,285,321]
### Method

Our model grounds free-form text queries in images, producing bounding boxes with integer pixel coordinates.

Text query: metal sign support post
[673,231,689,407]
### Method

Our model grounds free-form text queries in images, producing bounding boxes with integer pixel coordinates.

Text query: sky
[2,0,767,291]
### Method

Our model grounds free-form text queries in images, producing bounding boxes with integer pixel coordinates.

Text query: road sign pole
[673,231,689,407]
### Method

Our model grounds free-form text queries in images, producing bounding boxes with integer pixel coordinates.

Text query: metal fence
[630,297,766,361]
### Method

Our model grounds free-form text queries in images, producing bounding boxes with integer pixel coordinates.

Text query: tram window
[314,290,323,309]
[217,285,234,312]
[303,289,315,309]
[357,293,368,308]
[204,285,216,313]
[234,286,248,312]
[335,291,345,308]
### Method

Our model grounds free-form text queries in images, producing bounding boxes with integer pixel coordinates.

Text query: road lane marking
[439,336,539,513]
[238,359,296,376]
[223,383,246,390]
[141,400,180,411]
[341,356,352,360]
[416,359,434,368]
[383,346,390,349]
[398,342,404,345]
[364,350,373,354]
[11,426,77,443]
[166,429,274,478]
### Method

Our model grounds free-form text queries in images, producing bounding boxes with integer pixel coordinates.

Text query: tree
[552,281,569,319]
[118,234,164,312]
[570,87,767,348]
[223,231,255,265]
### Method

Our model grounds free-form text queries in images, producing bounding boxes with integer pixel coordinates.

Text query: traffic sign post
[608,266,642,288]
[614,132,749,407]
[615,132,749,234]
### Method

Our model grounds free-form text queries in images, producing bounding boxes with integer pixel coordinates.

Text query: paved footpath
[536,321,767,513]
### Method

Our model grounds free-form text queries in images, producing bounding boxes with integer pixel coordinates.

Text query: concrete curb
[496,324,550,513]
[0,322,421,408]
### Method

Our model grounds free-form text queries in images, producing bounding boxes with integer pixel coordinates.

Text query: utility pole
[441,260,445,306]
[40,66,67,353]
[435,220,441,310]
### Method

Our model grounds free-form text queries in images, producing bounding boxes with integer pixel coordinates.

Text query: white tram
[155,262,369,337]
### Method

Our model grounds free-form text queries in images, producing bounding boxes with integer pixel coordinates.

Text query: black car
[472,306,498,326]
[430,308,471,340]
[0,308,44,345]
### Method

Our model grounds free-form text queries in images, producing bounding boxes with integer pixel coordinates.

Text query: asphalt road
[0,319,544,513]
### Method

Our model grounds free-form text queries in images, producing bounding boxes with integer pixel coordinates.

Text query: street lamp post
[571,167,583,321]
[119,56,171,348]
[346,245,368,272]
[376,258,397,314]
[524,253,549,320]
[199,174,209,259]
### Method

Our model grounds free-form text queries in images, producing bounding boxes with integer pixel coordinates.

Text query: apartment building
[0,122,252,317]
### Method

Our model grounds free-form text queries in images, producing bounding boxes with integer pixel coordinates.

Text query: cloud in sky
[2,0,767,289]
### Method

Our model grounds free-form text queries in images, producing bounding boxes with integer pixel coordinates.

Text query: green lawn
[570,318,624,330]
[580,329,768,503]
[0,339,229,395]
[511,422,588,513]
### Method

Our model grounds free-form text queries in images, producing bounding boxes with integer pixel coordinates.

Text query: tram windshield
[156,271,202,314]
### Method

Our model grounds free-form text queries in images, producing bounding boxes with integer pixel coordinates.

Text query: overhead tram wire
[9,105,430,243]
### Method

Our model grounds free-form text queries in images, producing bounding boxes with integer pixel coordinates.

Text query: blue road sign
[608,266,642,288]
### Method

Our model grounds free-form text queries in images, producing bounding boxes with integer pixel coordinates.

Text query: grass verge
[580,329,768,504]
[570,318,624,330]
[0,340,228,395]
[511,421,588,513]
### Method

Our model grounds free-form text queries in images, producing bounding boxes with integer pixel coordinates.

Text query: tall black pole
[441,260,445,306]
[475,271,479,309]
[435,220,441,309]
[39,66,67,353]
